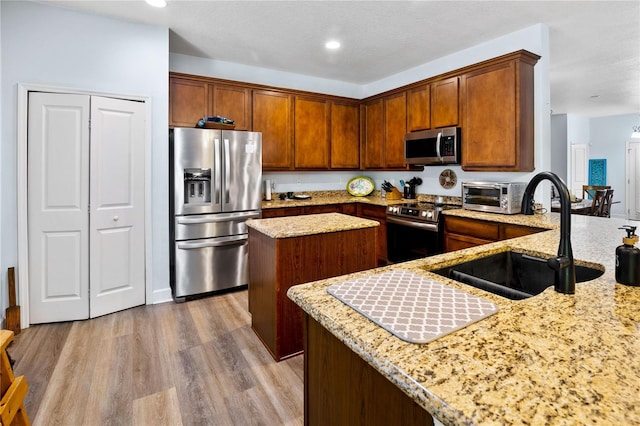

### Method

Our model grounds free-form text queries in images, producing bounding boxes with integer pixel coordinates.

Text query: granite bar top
[261,190,462,210]
[288,211,640,425]
[247,212,380,239]
[443,207,561,230]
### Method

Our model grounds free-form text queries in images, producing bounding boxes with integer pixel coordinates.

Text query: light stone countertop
[287,210,640,425]
[247,212,380,239]
[261,190,462,210]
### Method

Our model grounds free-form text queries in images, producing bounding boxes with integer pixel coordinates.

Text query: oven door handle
[386,216,439,231]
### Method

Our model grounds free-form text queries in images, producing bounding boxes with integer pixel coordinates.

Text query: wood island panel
[248,225,377,361]
[304,315,434,426]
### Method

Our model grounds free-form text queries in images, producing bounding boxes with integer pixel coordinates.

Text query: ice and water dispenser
[183,168,211,204]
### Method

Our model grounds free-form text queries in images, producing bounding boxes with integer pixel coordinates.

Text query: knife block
[386,187,402,200]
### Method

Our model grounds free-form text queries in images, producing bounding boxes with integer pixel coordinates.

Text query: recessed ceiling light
[325,40,341,50]
[146,0,167,7]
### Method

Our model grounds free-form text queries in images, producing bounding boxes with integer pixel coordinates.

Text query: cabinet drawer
[444,233,493,253]
[444,216,499,240]
[357,204,386,220]
[261,207,304,218]
[501,224,545,240]
[305,205,342,215]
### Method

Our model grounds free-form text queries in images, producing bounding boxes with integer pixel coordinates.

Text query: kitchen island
[288,210,640,425]
[247,213,379,361]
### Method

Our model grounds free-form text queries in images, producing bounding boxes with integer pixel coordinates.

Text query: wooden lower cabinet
[443,215,545,252]
[261,204,343,218]
[304,315,434,426]
[248,226,377,361]
[357,204,387,266]
[261,207,305,218]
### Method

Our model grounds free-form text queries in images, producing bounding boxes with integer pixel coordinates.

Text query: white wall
[556,112,637,218]
[590,113,639,218]
[172,24,552,204]
[567,114,591,146]
[1,1,170,307]
[550,114,568,182]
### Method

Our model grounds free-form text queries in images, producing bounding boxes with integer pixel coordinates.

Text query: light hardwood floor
[8,289,304,426]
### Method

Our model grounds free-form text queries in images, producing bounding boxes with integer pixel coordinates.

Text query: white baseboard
[151,287,173,304]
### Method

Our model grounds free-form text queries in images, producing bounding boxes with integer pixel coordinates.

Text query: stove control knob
[388,206,393,212]
[421,211,428,217]
[426,211,434,218]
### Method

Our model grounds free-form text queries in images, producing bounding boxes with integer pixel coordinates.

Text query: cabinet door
[330,102,360,169]
[261,207,304,218]
[211,84,251,131]
[169,78,208,127]
[295,96,330,169]
[357,204,387,265]
[407,84,431,132]
[384,92,407,168]
[362,99,384,169]
[461,59,535,171]
[253,90,293,170]
[431,77,459,128]
[305,205,341,214]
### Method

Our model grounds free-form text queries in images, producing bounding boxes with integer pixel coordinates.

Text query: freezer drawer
[173,234,248,299]
[174,211,260,240]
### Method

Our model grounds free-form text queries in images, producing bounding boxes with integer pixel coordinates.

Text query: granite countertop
[287,210,640,425]
[261,190,462,210]
[247,212,380,239]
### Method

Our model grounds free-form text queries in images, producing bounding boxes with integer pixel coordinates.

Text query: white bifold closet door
[28,92,145,323]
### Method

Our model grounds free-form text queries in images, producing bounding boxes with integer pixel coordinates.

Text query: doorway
[19,87,149,325]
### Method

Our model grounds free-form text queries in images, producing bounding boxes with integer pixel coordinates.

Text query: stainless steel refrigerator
[169,127,262,301]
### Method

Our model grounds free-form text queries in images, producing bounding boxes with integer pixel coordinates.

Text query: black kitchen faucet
[521,171,576,294]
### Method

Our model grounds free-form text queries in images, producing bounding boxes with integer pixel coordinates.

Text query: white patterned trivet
[327,269,499,343]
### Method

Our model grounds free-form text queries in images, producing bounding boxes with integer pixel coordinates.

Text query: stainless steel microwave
[462,181,526,214]
[404,126,461,165]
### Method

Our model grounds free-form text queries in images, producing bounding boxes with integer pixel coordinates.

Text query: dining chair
[582,185,611,200]
[589,189,614,217]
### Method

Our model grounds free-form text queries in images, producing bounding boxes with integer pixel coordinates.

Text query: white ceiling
[40,0,640,118]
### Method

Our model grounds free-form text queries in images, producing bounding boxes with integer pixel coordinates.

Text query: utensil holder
[387,187,402,200]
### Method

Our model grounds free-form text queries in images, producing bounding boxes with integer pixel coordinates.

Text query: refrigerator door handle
[224,138,231,204]
[176,211,260,225]
[176,235,247,250]
[213,138,221,205]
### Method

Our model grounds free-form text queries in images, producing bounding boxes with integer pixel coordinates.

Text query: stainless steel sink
[432,251,604,300]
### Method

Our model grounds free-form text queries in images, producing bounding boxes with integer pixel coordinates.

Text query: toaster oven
[462,182,526,214]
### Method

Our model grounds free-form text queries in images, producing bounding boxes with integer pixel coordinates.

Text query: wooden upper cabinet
[330,101,360,169]
[461,51,539,171]
[431,76,459,128]
[361,99,384,169]
[169,78,208,127]
[294,96,330,169]
[407,84,431,132]
[384,92,407,168]
[211,84,251,130]
[253,90,294,170]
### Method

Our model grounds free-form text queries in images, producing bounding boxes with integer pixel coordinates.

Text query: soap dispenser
[616,225,640,286]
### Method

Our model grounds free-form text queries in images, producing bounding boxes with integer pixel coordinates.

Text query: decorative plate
[347,176,375,197]
[439,169,457,189]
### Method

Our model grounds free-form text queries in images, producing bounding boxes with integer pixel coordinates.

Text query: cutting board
[328,269,498,343]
